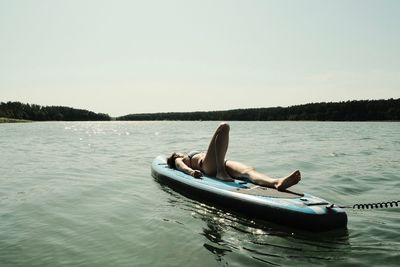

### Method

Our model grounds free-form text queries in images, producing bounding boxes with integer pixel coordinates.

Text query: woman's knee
[218,122,230,133]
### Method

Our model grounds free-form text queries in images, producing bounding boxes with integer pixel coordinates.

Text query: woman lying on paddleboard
[167,123,301,191]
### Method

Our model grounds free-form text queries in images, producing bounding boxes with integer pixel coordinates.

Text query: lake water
[0,121,399,266]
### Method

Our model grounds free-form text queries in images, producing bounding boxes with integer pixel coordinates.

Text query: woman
[166,123,301,191]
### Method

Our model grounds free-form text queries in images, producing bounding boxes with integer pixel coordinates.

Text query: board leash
[328,200,400,210]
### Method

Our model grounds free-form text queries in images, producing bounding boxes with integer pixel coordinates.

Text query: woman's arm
[175,158,202,178]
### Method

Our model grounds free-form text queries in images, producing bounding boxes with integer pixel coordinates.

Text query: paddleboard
[151,155,347,231]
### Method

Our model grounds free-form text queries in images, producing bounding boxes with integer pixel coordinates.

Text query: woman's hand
[191,170,203,178]
[175,158,202,178]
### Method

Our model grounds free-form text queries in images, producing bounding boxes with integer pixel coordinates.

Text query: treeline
[2,99,398,122]
[117,99,400,121]
[0,102,111,121]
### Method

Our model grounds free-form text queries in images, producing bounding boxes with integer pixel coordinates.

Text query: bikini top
[187,150,202,168]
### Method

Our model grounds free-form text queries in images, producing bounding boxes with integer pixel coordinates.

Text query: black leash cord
[338,200,400,210]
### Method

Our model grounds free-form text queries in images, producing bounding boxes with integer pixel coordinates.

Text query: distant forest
[0,102,111,121]
[117,99,400,121]
[1,99,399,122]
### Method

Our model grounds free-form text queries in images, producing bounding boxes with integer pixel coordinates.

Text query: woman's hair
[166,152,180,168]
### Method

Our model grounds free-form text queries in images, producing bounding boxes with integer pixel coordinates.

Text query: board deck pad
[233,186,304,198]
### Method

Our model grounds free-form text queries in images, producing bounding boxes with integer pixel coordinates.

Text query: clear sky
[1,0,399,116]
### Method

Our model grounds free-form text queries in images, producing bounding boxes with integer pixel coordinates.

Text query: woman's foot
[275,170,301,191]
[216,171,234,182]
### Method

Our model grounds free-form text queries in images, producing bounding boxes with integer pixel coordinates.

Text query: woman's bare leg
[202,123,233,181]
[226,160,301,190]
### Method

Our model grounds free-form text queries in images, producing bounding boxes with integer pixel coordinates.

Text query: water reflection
[202,223,232,263]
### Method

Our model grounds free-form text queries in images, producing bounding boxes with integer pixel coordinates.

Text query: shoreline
[0,117,31,123]
[1,119,399,123]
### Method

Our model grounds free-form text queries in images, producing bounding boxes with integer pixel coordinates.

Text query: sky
[1,0,399,117]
